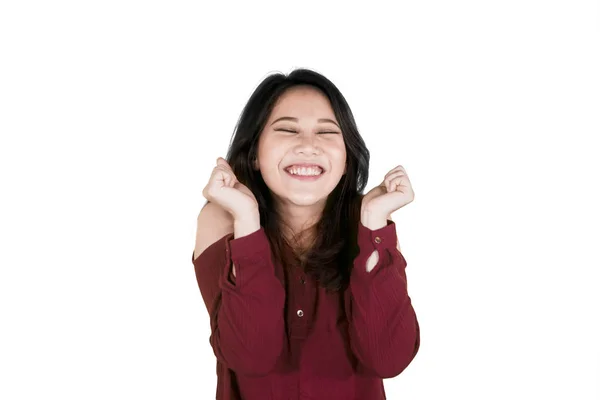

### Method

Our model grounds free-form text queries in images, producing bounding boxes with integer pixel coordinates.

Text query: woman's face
[255,85,347,210]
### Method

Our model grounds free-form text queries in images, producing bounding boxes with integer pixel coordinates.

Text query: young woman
[192,68,420,399]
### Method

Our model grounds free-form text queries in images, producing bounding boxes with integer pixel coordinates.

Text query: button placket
[288,261,310,339]
[296,270,306,318]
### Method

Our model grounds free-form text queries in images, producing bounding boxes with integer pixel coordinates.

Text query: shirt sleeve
[345,219,421,378]
[192,226,286,376]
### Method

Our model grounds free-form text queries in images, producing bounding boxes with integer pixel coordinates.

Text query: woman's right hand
[202,157,259,220]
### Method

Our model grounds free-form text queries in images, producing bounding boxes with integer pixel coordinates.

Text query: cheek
[257,155,283,181]
[332,147,347,170]
[256,143,277,168]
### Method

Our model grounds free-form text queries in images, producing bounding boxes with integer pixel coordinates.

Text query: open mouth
[284,166,324,180]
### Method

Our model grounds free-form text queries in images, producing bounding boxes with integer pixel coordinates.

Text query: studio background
[1,1,599,399]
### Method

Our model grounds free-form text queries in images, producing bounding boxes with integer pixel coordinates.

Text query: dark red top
[192,219,420,399]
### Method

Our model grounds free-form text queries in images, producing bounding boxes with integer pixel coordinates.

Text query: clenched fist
[202,157,259,220]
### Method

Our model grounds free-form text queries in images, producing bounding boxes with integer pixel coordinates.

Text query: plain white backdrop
[1,0,599,399]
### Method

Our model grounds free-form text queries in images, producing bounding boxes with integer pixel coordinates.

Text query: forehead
[268,86,335,120]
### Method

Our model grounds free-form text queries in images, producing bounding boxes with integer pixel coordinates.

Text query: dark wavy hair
[224,68,370,292]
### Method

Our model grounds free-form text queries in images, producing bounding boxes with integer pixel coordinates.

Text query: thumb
[216,157,233,169]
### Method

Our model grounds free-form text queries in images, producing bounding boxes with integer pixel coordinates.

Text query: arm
[344,216,420,378]
[192,204,285,376]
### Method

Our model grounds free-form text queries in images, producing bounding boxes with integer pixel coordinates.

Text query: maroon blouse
[192,219,420,399]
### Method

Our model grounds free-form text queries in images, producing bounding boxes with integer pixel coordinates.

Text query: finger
[380,181,391,193]
[384,165,405,179]
[216,159,238,180]
[384,176,400,193]
[384,171,406,187]
[213,165,238,184]
[225,172,238,188]
[213,169,227,188]
[385,170,406,180]
[381,166,406,188]
[390,176,409,192]
[216,157,232,170]
[233,180,249,192]
[212,168,234,189]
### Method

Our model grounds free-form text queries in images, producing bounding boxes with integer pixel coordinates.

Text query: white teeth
[286,166,323,176]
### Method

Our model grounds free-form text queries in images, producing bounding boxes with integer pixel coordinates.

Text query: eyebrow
[270,116,340,128]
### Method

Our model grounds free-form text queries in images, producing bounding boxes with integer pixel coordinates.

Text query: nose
[295,133,321,155]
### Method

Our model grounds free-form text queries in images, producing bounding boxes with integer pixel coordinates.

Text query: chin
[291,193,331,206]
[291,198,322,206]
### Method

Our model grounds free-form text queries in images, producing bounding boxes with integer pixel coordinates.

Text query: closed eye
[276,129,339,134]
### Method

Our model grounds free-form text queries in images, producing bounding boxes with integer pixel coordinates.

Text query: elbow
[383,319,421,378]
[387,318,421,377]
[355,317,421,379]
[233,352,281,376]
[221,345,282,376]
[370,336,420,379]
[211,331,284,376]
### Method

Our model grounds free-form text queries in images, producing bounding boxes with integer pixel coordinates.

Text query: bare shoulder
[193,201,235,261]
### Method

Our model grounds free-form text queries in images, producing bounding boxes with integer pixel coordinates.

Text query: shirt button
[297,309,304,317]
[374,236,382,244]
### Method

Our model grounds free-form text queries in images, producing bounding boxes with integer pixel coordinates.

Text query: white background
[1,1,599,399]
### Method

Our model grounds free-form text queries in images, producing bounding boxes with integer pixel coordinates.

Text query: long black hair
[224,68,370,292]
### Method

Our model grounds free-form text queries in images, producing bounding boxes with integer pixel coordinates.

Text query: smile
[284,167,324,181]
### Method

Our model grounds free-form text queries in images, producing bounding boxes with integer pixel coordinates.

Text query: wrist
[361,208,388,230]
[233,210,261,239]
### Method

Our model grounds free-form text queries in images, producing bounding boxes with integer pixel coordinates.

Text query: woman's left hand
[361,165,415,219]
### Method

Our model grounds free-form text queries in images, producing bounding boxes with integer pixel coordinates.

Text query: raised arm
[344,218,420,378]
[192,202,285,375]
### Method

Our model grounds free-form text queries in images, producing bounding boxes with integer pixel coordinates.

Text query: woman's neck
[274,197,326,253]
